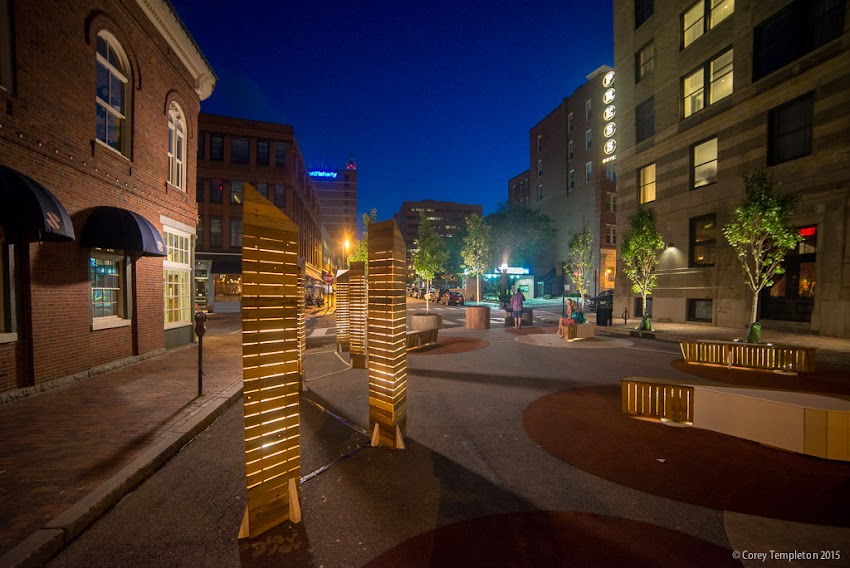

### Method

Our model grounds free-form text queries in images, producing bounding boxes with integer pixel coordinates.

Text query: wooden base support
[371,422,405,449]
[237,478,302,540]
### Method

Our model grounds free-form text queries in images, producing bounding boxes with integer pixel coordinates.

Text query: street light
[344,238,350,269]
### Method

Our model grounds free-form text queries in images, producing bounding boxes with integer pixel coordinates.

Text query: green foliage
[485,202,557,268]
[722,171,802,325]
[461,213,491,304]
[348,209,376,264]
[563,221,594,307]
[442,227,467,286]
[413,214,449,312]
[620,206,664,313]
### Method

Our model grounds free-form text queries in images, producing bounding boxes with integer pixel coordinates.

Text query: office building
[613,0,849,336]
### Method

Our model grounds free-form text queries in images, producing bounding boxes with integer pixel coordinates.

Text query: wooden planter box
[465,305,490,329]
[679,339,816,373]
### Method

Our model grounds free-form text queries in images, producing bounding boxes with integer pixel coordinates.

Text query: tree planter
[410,313,442,331]
[465,305,490,329]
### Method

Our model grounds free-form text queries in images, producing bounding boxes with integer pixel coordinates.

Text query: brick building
[509,66,619,298]
[0,0,215,394]
[613,0,850,336]
[195,114,323,312]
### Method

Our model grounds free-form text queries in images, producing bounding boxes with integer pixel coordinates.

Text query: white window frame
[568,112,574,133]
[537,159,543,177]
[585,100,592,120]
[585,161,592,183]
[607,192,617,212]
[536,183,543,202]
[585,129,592,150]
[95,31,131,156]
[606,224,617,245]
[167,102,186,190]
[569,169,575,191]
[163,227,192,329]
[568,140,574,160]
[90,249,130,330]
[536,135,543,153]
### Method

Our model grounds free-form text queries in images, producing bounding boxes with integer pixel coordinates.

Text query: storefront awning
[0,165,76,242]
[81,206,165,257]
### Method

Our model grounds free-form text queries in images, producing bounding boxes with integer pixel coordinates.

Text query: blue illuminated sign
[309,171,338,178]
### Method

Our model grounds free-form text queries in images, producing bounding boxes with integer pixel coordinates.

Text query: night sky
[171,0,614,222]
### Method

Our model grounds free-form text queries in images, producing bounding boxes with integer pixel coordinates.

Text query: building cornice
[135,0,217,100]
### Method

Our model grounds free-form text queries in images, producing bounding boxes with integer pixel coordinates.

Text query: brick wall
[0,0,205,391]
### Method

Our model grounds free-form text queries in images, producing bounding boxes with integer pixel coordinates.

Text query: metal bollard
[622,307,630,326]
[194,310,207,396]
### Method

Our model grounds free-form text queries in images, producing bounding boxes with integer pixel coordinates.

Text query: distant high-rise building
[510,65,618,298]
[310,160,358,261]
[394,200,483,249]
[613,0,850,336]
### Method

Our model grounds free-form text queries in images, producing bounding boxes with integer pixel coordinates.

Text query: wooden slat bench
[565,323,595,341]
[406,328,439,350]
[679,339,816,373]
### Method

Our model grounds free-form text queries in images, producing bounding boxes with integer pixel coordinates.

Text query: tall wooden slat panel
[367,220,407,449]
[297,265,306,388]
[349,261,367,368]
[239,184,301,539]
[336,270,350,352]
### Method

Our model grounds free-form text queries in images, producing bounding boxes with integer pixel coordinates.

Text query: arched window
[167,102,186,190]
[95,31,130,154]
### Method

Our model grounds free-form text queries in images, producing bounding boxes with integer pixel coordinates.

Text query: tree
[621,205,664,328]
[460,213,491,304]
[485,202,557,269]
[723,171,802,339]
[441,227,467,288]
[412,214,448,314]
[563,221,593,309]
[348,209,376,265]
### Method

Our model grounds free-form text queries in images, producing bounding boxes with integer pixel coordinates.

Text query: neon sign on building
[309,171,338,178]
[602,70,616,162]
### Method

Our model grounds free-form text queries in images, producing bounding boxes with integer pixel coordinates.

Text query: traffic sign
[324,273,334,284]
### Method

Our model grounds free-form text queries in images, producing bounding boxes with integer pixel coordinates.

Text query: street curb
[0,382,244,568]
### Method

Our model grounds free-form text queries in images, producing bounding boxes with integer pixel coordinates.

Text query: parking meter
[194,310,207,396]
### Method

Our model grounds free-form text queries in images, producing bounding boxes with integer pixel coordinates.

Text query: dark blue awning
[0,165,76,242]
[81,206,166,257]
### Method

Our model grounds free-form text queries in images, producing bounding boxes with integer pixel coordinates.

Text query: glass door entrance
[760,226,816,323]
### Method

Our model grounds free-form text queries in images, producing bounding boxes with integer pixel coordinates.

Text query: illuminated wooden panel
[297,266,306,388]
[367,220,407,449]
[621,378,693,423]
[679,340,816,373]
[349,261,367,368]
[239,184,301,539]
[336,270,350,352]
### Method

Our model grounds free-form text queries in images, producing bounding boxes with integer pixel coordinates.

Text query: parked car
[586,289,613,311]
[440,290,465,306]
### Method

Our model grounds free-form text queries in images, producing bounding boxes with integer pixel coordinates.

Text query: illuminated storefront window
[214,274,242,303]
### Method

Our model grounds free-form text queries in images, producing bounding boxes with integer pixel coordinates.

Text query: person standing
[510,288,526,329]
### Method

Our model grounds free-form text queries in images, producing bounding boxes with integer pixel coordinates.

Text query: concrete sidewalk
[1,305,848,566]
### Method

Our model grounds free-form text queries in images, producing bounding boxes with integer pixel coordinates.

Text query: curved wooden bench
[406,328,439,350]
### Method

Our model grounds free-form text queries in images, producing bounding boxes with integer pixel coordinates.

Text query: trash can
[596,304,613,326]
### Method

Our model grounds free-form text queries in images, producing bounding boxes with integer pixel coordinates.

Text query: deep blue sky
[171,0,614,222]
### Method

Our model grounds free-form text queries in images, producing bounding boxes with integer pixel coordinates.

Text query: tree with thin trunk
[563,221,593,310]
[413,214,448,314]
[722,171,802,341]
[485,201,557,269]
[348,209,376,265]
[621,205,664,329]
[461,213,491,305]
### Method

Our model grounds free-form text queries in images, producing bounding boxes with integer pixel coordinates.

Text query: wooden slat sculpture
[239,184,301,539]
[297,263,306,390]
[336,269,350,352]
[349,260,367,368]
[367,220,408,449]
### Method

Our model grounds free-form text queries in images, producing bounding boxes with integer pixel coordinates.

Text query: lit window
[693,138,718,188]
[638,163,656,203]
[95,32,130,155]
[636,42,655,82]
[167,102,186,190]
[683,1,705,48]
[683,49,733,118]
[89,250,126,322]
[585,162,592,183]
[163,228,191,327]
